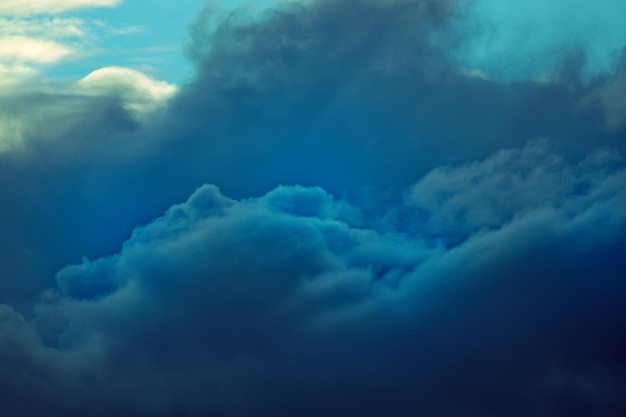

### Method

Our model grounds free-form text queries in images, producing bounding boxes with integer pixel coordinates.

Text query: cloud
[583,69,626,131]
[0,16,143,87]
[0,140,625,415]
[0,62,38,88]
[0,36,75,63]
[0,0,122,16]
[464,0,626,81]
[0,16,88,38]
[0,89,140,304]
[146,0,620,201]
[77,66,179,117]
[0,0,621,305]
[406,139,625,241]
[0,0,625,415]
[0,65,175,151]
[0,18,86,85]
[0,0,620,299]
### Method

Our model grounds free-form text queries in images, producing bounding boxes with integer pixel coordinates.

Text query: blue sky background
[31,0,207,83]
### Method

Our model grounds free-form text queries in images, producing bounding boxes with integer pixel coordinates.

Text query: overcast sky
[1,0,625,416]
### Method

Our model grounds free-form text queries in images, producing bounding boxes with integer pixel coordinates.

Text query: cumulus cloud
[0,0,619,300]
[147,0,620,200]
[0,0,625,415]
[407,139,625,241]
[77,66,179,117]
[0,141,625,415]
[0,0,620,305]
[0,65,175,152]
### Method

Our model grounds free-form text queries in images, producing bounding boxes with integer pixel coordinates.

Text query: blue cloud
[2,140,625,415]
[407,139,625,241]
[0,0,625,415]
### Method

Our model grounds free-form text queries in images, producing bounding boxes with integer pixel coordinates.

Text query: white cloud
[0,66,177,152]
[0,16,141,88]
[0,17,88,38]
[0,0,121,16]
[0,36,75,63]
[0,18,87,86]
[107,24,144,36]
[77,66,179,116]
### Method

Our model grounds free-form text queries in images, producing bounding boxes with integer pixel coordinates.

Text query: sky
[0,0,625,416]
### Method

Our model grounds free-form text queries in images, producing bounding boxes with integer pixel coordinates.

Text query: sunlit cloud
[0,18,88,76]
[0,36,75,63]
[77,66,179,116]
[0,0,122,16]
[0,16,88,38]
[0,15,142,87]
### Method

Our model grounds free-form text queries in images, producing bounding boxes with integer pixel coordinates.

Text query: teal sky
[0,0,280,87]
[60,0,287,83]
[48,0,211,83]
[1,0,625,87]
[467,0,626,80]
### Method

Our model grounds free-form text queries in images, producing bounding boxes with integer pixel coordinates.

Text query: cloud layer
[0,0,625,415]
[2,142,626,415]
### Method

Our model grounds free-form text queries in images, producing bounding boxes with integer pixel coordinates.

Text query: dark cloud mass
[1,0,626,415]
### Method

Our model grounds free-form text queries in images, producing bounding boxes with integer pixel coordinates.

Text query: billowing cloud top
[0,0,625,416]
[77,67,179,117]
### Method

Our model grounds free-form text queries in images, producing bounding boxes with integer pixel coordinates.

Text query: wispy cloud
[0,16,88,38]
[0,36,75,63]
[583,70,626,131]
[0,18,84,85]
[0,0,122,16]
[0,15,143,87]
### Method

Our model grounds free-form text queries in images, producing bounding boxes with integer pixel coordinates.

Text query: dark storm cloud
[0,0,625,415]
[0,0,622,305]
[407,139,625,241]
[160,0,624,196]
[2,141,626,416]
[584,68,626,131]
[0,91,141,304]
[1,0,471,302]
